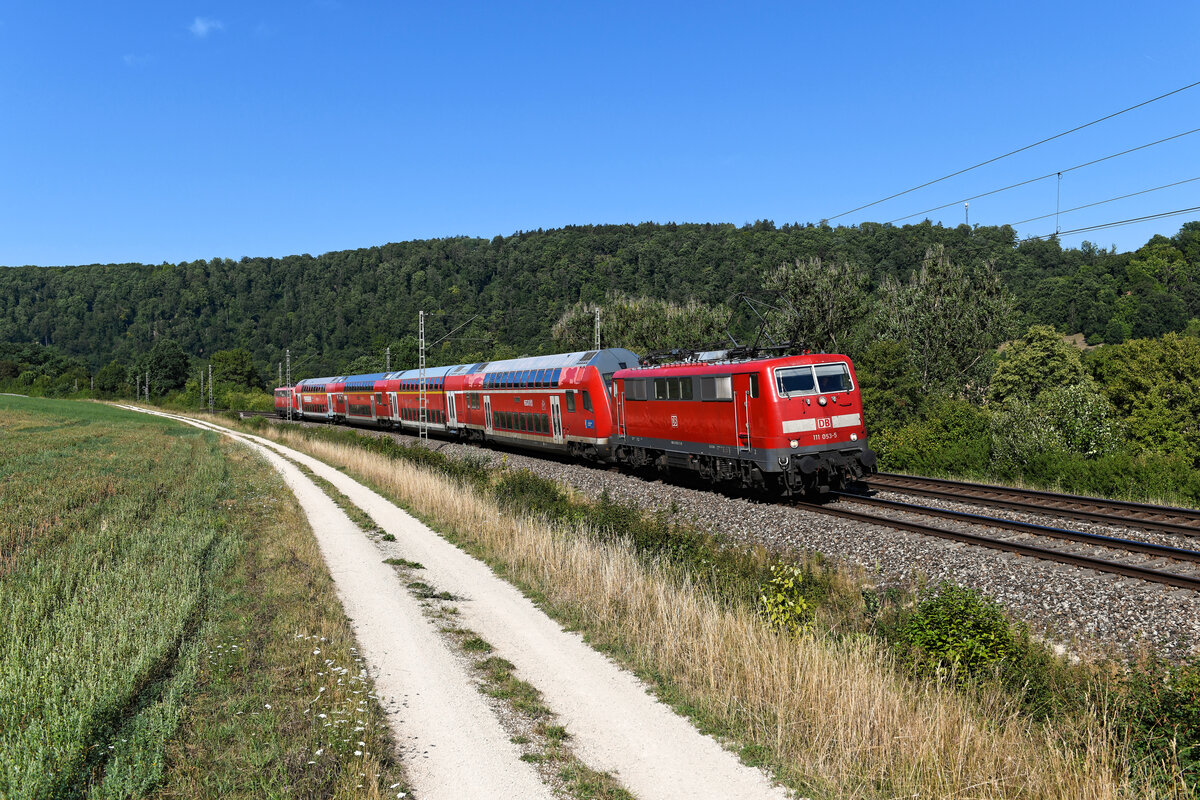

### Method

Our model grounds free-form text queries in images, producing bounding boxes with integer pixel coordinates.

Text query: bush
[491,469,576,522]
[757,564,814,635]
[873,398,992,475]
[1122,658,1200,787]
[894,583,1016,683]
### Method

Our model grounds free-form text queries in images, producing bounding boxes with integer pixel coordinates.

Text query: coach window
[654,378,667,400]
[581,390,593,412]
[551,368,562,387]
[375,393,382,403]
[667,380,681,400]
[565,391,576,413]
[815,363,853,393]
[748,374,759,398]
[681,378,694,400]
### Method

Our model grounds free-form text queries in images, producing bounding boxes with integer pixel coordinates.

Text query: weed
[461,636,493,653]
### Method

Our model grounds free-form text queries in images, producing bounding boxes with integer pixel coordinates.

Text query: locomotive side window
[654,379,668,400]
[700,376,732,401]
[748,374,759,398]
[626,379,647,400]
[814,363,853,393]
[681,378,694,400]
[776,367,817,396]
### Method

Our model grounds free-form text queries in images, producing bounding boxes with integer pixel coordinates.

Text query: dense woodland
[3,219,1200,499]
[3,220,1199,377]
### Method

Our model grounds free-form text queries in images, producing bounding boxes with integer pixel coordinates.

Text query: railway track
[253,412,1200,592]
[865,472,1200,539]
[802,492,1200,593]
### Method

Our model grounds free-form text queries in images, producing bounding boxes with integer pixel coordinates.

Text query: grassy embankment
[0,397,408,799]
[233,416,1186,800]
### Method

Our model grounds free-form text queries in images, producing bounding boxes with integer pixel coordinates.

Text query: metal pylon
[418,310,427,440]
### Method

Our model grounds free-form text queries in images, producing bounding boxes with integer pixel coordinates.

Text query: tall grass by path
[0,397,408,799]
[241,419,1146,799]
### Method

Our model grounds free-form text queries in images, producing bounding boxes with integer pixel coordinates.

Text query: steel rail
[802,500,1200,593]
[833,492,1200,565]
[868,473,1200,538]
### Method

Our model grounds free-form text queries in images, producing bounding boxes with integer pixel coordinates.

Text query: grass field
[0,398,408,798]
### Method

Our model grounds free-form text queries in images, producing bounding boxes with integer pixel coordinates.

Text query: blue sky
[1,1,1197,267]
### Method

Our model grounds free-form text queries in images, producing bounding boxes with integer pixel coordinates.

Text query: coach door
[389,392,398,422]
[484,395,493,434]
[447,393,458,426]
[550,396,564,444]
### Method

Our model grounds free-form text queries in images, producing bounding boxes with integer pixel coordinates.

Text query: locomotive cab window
[815,363,853,393]
[748,374,759,398]
[775,367,817,396]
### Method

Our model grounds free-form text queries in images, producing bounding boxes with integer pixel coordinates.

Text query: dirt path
[124,408,791,800]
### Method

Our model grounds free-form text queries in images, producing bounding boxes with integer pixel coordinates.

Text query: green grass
[0,398,409,798]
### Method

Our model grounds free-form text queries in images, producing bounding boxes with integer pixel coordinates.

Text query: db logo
[670,415,679,428]
[817,418,832,429]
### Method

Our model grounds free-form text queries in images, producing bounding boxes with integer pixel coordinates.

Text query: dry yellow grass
[254,424,1141,799]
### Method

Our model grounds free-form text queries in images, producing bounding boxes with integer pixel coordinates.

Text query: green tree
[95,360,128,396]
[855,340,923,434]
[1089,333,1200,463]
[875,246,1016,399]
[761,256,869,352]
[137,339,190,396]
[988,325,1089,406]
[210,348,261,389]
[552,292,731,355]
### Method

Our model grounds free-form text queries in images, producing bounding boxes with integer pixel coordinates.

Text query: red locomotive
[274,347,876,495]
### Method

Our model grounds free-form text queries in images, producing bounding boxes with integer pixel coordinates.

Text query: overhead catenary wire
[1021,206,1200,241]
[882,127,1200,224]
[824,78,1200,222]
[1007,176,1200,227]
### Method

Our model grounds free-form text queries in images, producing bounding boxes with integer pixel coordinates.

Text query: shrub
[873,398,992,475]
[491,469,576,522]
[1122,658,1200,787]
[895,583,1016,683]
[757,564,814,635]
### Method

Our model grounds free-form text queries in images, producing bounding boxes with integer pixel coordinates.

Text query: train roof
[296,375,344,387]
[296,348,642,389]
[386,365,456,381]
[474,348,639,375]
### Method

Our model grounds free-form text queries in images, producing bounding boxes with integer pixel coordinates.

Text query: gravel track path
[328,423,1200,661]
[130,409,792,800]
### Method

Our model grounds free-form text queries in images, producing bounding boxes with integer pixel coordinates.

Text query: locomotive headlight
[789,439,798,448]
[818,396,827,406]
[850,433,858,441]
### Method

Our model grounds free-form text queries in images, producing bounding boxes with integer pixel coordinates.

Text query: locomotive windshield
[775,367,816,395]
[776,363,854,396]
[814,363,852,393]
